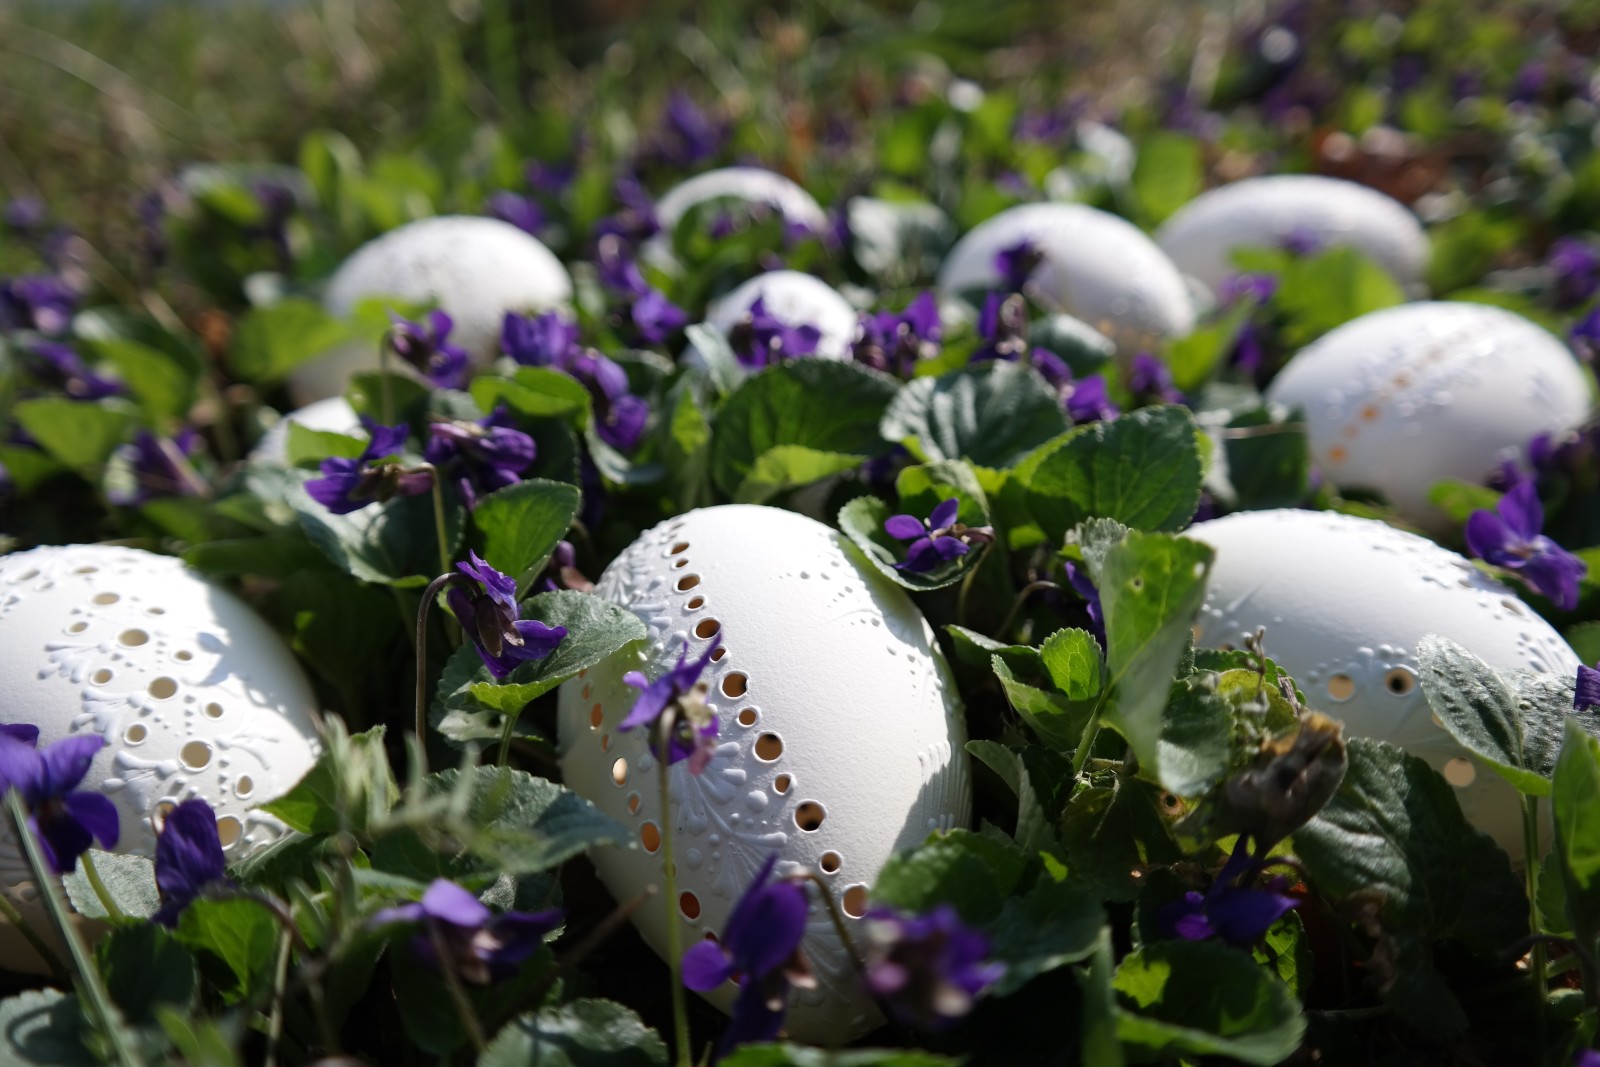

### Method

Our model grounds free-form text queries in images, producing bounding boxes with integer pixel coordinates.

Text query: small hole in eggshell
[627,793,641,814]
[118,629,149,647]
[181,741,213,770]
[640,822,661,852]
[677,575,701,591]
[236,776,254,798]
[695,618,721,639]
[670,542,690,554]
[124,724,147,744]
[1444,758,1477,787]
[205,702,224,719]
[74,566,98,575]
[795,802,825,831]
[755,734,783,761]
[148,677,178,700]
[710,647,727,662]
[92,592,118,605]
[820,851,841,874]
[611,758,629,786]
[216,816,242,848]
[737,708,757,727]
[679,892,701,920]
[600,734,611,752]
[673,559,689,569]
[68,621,88,634]
[152,801,176,832]
[91,669,114,685]
[146,607,164,616]
[174,650,192,662]
[687,596,705,610]
[842,885,868,918]
[774,774,791,794]
[1384,668,1416,696]
[722,673,748,698]
[1327,674,1356,702]
[590,703,604,728]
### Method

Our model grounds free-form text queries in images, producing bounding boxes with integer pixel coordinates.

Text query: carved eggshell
[249,396,361,464]
[0,545,321,967]
[557,505,970,1042]
[642,168,829,270]
[290,215,573,403]
[706,271,858,361]
[1155,175,1430,293]
[1265,302,1592,527]
[936,202,1195,352]
[1188,508,1580,854]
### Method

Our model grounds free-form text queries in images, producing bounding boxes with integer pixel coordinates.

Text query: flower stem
[427,920,487,1053]
[414,572,459,777]
[994,579,1061,641]
[1523,794,1547,1056]
[426,465,453,584]
[80,850,125,923]
[264,927,293,1067]
[799,871,865,976]
[0,886,66,982]
[4,791,143,1067]
[379,334,396,427]
[955,549,984,628]
[658,735,693,1067]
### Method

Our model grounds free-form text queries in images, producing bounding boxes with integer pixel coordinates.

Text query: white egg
[1188,508,1580,854]
[0,545,321,968]
[705,271,859,362]
[1266,302,1592,527]
[289,215,573,403]
[653,167,829,239]
[557,505,970,1041]
[1155,175,1430,293]
[936,202,1196,352]
[250,396,361,465]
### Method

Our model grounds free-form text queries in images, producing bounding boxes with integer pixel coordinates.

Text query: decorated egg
[706,271,859,361]
[0,545,322,968]
[1265,302,1592,527]
[290,215,573,402]
[936,202,1195,352]
[557,505,970,1041]
[1155,175,1429,293]
[250,396,361,464]
[652,167,829,240]
[1188,508,1581,854]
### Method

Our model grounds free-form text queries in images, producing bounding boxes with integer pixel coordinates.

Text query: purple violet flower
[1063,560,1105,647]
[1064,375,1119,424]
[447,551,568,682]
[249,180,296,270]
[1279,226,1324,258]
[500,311,649,451]
[854,292,942,376]
[28,341,124,400]
[1159,836,1298,947]
[995,239,1043,294]
[152,798,228,927]
[3,198,46,234]
[885,497,993,574]
[682,853,814,1060]
[594,176,660,245]
[424,407,536,509]
[389,310,470,390]
[630,287,688,344]
[486,191,545,237]
[620,639,721,774]
[1575,662,1600,713]
[0,732,119,875]
[305,420,433,515]
[371,878,562,985]
[502,309,580,367]
[0,725,40,746]
[1130,352,1185,405]
[1464,482,1587,611]
[1571,306,1600,362]
[536,540,593,594]
[108,429,205,506]
[1549,238,1600,309]
[728,296,821,369]
[862,904,1004,1028]
[0,275,75,335]
[644,92,727,168]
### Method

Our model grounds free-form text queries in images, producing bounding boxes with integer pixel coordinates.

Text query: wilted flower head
[862,904,1004,1028]
[1465,482,1587,611]
[371,878,562,985]
[885,497,994,573]
[447,551,568,681]
[620,639,721,774]
[305,420,433,515]
[389,310,470,390]
[152,798,228,927]
[108,429,206,506]
[424,407,536,509]
[0,731,119,875]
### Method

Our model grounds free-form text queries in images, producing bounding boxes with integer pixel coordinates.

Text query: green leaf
[62,850,158,920]
[471,367,593,427]
[880,362,1067,469]
[1095,531,1214,773]
[292,474,464,588]
[260,723,396,835]
[96,923,197,1023]
[229,297,353,384]
[0,989,95,1066]
[894,459,992,530]
[847,196,954,285]
[1428,478,1503,525]
[871,829,1026,925]
[175,896,279,1003]
[481,999,667,1067]
[1129,132,1202,225]
[1293,738,1529,1038]
[683,323,743,396]
[87,337,198,422]
[281,570,403,693]
[661,384,714,510]
[346,371,432,424]
[965,740,1070,854]
[710,360,899,498]
[992,653,1093,753]
[735,445,864,504]
[1273,247,1405,348]
[1112,940,1306,1065]
[13,397,138,474]
[473,479,582,595]
[154,1007,244,1067]
[987,869,1105,995]
[837,495,981,592]
[720,1048,958,1067]
[1155,673,1234,799]
[1023,406,1203,540]
[459,590,647,713]
[1076,929,1125,1067]
[1554,718,1600,942]
[284,422,366,467]
[1538,850,1574,937]
[1040,627,1102,701]
[1165,300,1255,393]
[1059,777,1184,902]
[1418,635,1566,796]
[1255,912,1313,999]
[1217,408,1310,510]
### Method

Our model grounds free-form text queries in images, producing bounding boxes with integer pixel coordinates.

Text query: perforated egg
[1188,509,1581,854]
[936,202,1196,352]
[1266,302,1591,528]
[1155,175,1429,294]
[706,271,859,361]
[557,505,970,1041]
[0,545,321,968]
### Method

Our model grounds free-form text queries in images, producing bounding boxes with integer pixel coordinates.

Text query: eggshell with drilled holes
[1265,302,1591,527]
[0,544,321,970]
[705,271,858,361]
[936,202,1195,352]
[1188,508,1580,855]
[249,396,361,465]
[289,215,573,403]
[1154,175,1429,293]
[557,505,970,1041]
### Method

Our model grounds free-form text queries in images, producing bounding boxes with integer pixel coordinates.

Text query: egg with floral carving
[557,505,971,1041]
[1188,508,1581,855]
[1265,302,1591,528]
[0,544,321,969]
[706,271,859,362]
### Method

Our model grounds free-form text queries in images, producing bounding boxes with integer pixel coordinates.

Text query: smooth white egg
[0,545,321,968]
[653,167,828,240]
[557,505,970,1041]
[1189,508,1581,855]
[290,215,573,403]
[1265,302,1592,527]
[1155,175,1430,293]
[250,396,361,465]
[936,202,1196,352]
[706,271,859,362]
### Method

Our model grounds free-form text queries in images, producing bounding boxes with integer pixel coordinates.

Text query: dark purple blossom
[525,159,576,196]
[371,878,562,985]
[0,732,119,875]
[1571,307,1600,362]
[1464,482,1587,611]
[642,92,727,169]
[595,235,688,347]
[1575,1050,1600,1067]
[0,275,75,335]
[389,311,470,390]
[447,551,567,681]
[0,725,39,747]
[108,429,205,506]
[1279,226,1323,258]
[569,349,650,451]
[630,287,688,344]
[487,191,545,237]
[1159,836,1298,947]
[620,639,721,774]
[1511,59,1549,104]
[1549,238,1600,309]
[728,296,822,369]
[249,180,296,270]
[535,540,593,594]
[1064,374,1119,424]
[595,176,660,245]
[424,407,536,509]
[1575,662,1600,713]
[3,198,46,234]
[1130,352,1184,405]
[862,905,1004,1028]
[853,292,942,377]
[305,420,432,515]
[28,341,124,400]
[885,497,993,574]
[502,309,580,367]
[1063,560,1105,647]
[152,798,228,927]
[682,853,814,1060]
[995,239,1043,293]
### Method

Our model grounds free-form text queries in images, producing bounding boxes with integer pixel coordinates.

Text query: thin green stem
[496,715,517,768]
[428,920,487,1053]
[378,335,396,427]
[426,465,453,583]
[1523,795,1548,1056]
[80,851,125,923]
[414,572,461,777]
[5,791,143,1067]
[264,927,293,1067]
[799,871,865,976]
[658,735,693,1067]
[1070,694,1109,780]
[954,549,985,629]
[0,886,66,982]
[994,579,1061,641]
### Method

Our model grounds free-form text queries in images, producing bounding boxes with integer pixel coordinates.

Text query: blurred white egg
[1155,175,1429,293]
[557,505,970,1041]
[1265,302,1592,526]
[705,271,858,361]
[653,167,828,239]
[1189,508,1580,854]
[290,215,572,402]
[250,396,361,465]
[936,202,1195,352]
[0,545,321,968]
